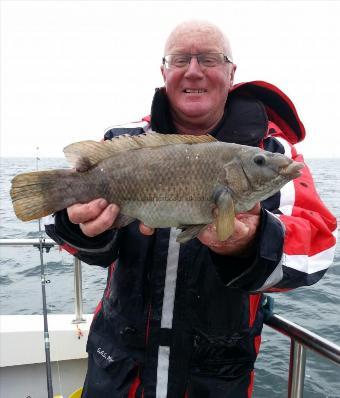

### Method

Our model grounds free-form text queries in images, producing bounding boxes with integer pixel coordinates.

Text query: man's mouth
[183,89,207,94]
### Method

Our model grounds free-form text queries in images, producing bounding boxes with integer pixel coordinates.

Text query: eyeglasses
[162,53,233,69]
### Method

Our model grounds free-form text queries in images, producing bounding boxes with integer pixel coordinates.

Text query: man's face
[161,29,236,128]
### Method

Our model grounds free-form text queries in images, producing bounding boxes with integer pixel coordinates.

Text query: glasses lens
[165,54,190,68]
[199,53,224,67]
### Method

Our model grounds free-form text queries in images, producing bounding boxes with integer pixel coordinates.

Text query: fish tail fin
[10,169,77,221]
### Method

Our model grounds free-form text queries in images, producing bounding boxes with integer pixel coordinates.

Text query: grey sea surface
[0,157,339,397]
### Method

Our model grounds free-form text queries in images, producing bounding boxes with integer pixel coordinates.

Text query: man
[46,20,337,398]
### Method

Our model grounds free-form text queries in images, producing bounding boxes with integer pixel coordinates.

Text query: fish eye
[253,154,266,167]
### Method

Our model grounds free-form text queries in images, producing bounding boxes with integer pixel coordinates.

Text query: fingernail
[98,199,108,209]
[110,204,119,213]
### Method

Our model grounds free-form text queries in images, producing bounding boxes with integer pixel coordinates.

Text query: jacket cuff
[211,208,284,291]
[45,210,119,266]
[54,210,116,249]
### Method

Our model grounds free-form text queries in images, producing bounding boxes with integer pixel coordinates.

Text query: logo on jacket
[97,347,114,363]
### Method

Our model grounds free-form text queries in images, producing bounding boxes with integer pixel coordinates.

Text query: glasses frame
[162,53,233,69]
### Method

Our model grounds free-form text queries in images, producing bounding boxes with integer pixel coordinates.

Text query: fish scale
[95,143,225,203]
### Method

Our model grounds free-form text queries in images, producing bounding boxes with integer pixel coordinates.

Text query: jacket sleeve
[45,210,120,267]
[213,122,337,292]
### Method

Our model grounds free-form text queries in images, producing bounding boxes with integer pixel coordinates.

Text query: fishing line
[52,321,64,397]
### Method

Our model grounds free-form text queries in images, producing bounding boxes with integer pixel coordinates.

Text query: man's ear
[229,64,237,88]
[161,65,166,83]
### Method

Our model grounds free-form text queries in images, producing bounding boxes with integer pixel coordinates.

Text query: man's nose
[184,56,204,78]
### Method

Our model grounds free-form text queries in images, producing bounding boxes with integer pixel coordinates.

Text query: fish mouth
[279,161,304,178]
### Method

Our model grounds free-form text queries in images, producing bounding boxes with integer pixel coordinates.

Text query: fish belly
[121,200,214,228]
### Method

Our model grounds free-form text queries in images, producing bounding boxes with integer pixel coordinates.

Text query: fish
[10,132,304,243]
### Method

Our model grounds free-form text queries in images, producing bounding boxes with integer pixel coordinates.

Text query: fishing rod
[36,147,54,398]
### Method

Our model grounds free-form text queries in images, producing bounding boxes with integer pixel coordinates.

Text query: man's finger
[80,204,120,237]
[246,203,261,215]
[235,203,261,221]
[139,223,155,236]
[68,198,109,224]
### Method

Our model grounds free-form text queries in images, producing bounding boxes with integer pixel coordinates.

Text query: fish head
[229,146,304,205]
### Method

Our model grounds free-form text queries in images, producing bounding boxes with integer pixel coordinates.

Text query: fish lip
[279,161,304,178]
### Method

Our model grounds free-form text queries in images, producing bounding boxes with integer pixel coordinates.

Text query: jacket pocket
[86,330,137,391]
[190,330,255,380]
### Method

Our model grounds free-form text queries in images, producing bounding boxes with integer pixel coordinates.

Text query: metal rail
[0,238,84,323]
[0,238,55,248]
[72,258,86,324]
[264,313,340,398]
[1,238,340,398]
[264,313,340,365]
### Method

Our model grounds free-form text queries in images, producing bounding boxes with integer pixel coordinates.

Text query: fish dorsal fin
[63,132,217,170]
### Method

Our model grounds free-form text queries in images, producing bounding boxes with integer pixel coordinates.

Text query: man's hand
[67,198,155,238]
[197,203,261,256]
[67,199,120,237]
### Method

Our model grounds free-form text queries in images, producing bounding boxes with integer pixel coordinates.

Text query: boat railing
[0,238,85,324]
[1,238,339,398]
[264,311,340,397]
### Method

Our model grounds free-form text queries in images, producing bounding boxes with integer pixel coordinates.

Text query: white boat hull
[0,314,92,398]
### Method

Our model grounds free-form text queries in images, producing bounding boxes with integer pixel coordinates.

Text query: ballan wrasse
[10,133,303,242]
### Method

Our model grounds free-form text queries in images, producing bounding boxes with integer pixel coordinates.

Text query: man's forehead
[165,25,227,54]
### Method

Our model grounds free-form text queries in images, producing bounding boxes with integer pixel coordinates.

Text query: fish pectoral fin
[176,225,206,243]
[214,186,235,241]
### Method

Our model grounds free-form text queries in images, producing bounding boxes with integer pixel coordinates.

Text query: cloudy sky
[1,0,340,158]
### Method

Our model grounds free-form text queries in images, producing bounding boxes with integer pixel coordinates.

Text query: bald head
[164,20,232,59]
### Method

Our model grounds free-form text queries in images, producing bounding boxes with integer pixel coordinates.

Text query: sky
[1,0,340,158]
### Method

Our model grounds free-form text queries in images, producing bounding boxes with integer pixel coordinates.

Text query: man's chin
[179,103,210,118]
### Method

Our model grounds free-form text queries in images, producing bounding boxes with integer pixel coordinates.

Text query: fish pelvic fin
[176,224,206,243]
[63,132,217,170]
[112,214,135,229]
[213,186,235,241]
[10,169,76,221]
